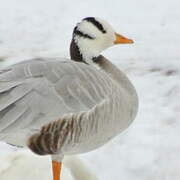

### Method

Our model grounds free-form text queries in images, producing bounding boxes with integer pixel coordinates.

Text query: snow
[0,147,97,180]
[0,0,180,179]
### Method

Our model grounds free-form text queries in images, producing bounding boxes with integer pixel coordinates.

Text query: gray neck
[93,55,125,83]
[93,55,137,96]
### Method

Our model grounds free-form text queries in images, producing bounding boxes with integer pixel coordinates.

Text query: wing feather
[0,58,112,146]
[0,82,35,111]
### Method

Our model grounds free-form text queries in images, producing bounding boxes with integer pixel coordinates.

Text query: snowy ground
[0,0,180,179]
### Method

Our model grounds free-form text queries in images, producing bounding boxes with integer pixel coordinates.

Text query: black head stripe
[83,17,106,34]
[73,26,94,39]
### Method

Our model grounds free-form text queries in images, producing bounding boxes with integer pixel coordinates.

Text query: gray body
[0,56,138,156]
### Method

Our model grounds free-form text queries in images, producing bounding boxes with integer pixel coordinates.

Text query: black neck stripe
[83,17,106,34]
[73,26,94,39]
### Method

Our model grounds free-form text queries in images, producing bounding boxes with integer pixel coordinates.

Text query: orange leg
[52,160,62,180]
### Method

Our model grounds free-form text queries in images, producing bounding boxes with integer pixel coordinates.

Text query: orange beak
[114,33,134,44]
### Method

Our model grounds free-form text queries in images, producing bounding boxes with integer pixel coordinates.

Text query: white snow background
[0,0,180,179]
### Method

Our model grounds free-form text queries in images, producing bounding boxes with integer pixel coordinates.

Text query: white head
[70,17,133,64]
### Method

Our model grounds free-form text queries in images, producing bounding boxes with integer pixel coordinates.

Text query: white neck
[74,36,101,65]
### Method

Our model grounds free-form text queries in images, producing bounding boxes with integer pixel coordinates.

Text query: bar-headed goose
[0,17,138,180]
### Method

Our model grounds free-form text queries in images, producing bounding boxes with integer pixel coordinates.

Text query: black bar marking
[83,17,106,34]
[73,26,94,39]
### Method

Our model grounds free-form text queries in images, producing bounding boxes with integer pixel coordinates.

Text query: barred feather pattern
[28,112,85,155]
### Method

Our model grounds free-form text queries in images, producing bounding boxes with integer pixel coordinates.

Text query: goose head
[70,17,133,64]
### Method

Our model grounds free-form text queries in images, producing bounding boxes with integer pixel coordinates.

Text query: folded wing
[0,58,112,146]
